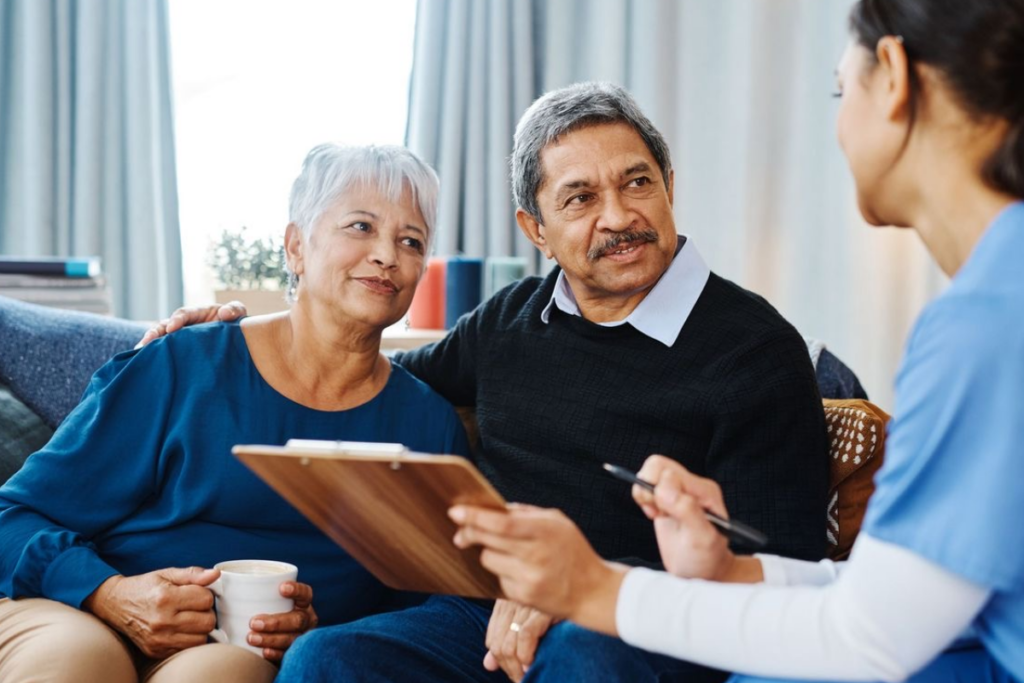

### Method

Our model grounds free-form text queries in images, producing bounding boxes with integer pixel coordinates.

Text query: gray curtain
[407,0,537,263]
[0,0,183,319]
[406,0,946,408]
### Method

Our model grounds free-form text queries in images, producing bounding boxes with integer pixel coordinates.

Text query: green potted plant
[208,227,290,315]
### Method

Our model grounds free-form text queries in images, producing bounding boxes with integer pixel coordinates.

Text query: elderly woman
[0,144,470,683]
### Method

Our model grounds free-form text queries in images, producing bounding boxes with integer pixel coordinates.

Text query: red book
[408,257,446,330]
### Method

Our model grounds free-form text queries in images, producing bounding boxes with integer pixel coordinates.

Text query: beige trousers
[0,598,278,683]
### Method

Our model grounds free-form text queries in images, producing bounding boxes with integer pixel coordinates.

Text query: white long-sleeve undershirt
[616,534,990,682]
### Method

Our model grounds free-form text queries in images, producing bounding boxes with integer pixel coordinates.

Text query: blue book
[0,257,101,278]
[444,257,483,328]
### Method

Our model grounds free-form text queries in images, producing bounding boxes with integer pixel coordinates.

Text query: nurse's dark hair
[849,0,1024,198]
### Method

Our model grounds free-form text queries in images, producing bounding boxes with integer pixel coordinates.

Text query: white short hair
[288,143,440,246]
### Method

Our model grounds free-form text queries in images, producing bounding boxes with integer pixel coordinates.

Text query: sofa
[0,297,145,479]
[0,294,882,560]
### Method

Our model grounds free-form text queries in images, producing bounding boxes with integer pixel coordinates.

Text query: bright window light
[169,0,418,305]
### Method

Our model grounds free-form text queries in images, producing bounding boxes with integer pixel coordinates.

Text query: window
[169,0,418,305]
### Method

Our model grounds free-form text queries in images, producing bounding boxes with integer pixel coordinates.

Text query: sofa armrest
[0,296,147,428]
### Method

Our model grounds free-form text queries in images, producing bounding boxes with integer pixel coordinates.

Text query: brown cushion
[824,399,889,560]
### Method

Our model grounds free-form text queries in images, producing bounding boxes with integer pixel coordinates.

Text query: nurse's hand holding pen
[634,455,764,584]
[448,455,765,634]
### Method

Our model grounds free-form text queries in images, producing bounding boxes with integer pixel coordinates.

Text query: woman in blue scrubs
[449,0,1024,680]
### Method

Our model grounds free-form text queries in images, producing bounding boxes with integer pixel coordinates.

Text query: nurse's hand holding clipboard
[449,502,627,635]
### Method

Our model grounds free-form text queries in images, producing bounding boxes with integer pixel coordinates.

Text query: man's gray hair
[510,82,672,223]
[288,143,440,244]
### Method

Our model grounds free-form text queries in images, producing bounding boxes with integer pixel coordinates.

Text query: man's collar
[539,235,711,347]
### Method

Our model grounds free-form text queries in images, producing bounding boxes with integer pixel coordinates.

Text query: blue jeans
[729,643,1017,683]
[277,595,727,683]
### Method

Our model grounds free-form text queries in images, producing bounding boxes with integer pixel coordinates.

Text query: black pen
[602,463,768,550]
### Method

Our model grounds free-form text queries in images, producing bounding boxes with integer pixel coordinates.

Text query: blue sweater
[0,322,470,626]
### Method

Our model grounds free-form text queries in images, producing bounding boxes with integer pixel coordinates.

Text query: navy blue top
[0,322,471,626]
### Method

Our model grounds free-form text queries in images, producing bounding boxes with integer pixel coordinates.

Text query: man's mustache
[588,229,659,260]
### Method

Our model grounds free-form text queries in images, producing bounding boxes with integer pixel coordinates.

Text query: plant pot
[214,289,289,316]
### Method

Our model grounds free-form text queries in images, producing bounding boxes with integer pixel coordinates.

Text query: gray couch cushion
[0,381,53,485]
[0,296,147,428]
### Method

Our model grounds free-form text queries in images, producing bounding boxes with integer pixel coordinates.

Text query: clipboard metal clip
[284,439,410,458]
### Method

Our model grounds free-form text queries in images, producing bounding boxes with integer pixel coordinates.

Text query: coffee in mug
[216,561,293,576]
[209,559,298,655]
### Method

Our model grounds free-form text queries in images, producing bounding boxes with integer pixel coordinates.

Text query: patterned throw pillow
[0,381,54,486]
[824,399,890,560]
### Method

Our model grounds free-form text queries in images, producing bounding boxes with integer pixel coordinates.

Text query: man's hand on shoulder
[484,599,556,682]
[135,302,248,348]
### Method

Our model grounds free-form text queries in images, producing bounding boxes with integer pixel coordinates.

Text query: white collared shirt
[539,235,711,347]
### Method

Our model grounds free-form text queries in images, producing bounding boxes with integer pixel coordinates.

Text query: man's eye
[568,194,591,206]
[628,177,651,187]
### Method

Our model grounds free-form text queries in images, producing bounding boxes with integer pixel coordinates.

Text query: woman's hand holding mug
[83,560,316,662]
[83,566,220,659]
[208,559,318,662]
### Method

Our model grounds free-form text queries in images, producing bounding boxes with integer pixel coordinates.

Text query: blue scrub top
[863,201,1024,679]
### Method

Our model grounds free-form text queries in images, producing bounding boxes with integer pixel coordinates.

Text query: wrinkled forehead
[538,123,659,189]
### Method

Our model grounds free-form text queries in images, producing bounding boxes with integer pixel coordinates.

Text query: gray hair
[288,143,439,241]
[285,143,439,302]
[510,82,672,223]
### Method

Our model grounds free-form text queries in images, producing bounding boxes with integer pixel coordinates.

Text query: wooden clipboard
[233,441,506,599]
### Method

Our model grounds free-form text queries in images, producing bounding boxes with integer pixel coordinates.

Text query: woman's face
[289,182,428,330]
[835,41,908,226]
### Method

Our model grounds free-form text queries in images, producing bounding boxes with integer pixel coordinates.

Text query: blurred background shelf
[0,271,112,317]
[381,327,447,351]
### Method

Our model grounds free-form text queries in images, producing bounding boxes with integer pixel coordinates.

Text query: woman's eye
[402,237,424,252]
[349,221,372,232]
[568,194,591,206]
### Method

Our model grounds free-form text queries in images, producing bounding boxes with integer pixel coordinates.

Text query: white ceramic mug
[208,559,298,655]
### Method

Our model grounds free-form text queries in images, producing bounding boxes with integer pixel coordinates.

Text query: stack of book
[406,256,531,330]
[0,257,112,315]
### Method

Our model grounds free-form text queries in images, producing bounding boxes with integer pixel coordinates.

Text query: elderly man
[156,82,829,682]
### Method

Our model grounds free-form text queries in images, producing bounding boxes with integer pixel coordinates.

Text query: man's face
[518,122,677,317]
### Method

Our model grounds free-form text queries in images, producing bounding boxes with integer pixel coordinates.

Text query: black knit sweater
[397,269,829,563]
